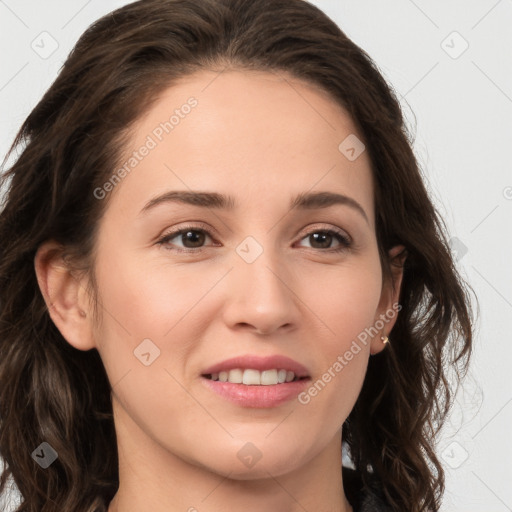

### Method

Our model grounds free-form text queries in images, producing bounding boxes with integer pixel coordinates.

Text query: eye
[156,226,215,252]
[296,229,351,252]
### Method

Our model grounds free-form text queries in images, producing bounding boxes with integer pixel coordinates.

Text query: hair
[0,0,475,511]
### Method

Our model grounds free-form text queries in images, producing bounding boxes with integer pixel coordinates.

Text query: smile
[203,368,303,385]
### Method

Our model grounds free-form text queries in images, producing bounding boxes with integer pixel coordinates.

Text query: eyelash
[156,223,352,254]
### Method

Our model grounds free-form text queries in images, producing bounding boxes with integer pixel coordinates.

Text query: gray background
[1,1,511,510]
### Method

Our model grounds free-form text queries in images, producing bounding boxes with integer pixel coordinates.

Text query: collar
[342,466,393,512]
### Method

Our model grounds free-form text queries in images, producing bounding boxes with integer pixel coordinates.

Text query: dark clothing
[343,466,393,512]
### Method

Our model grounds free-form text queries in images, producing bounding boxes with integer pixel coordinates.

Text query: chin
[191,440,310,480]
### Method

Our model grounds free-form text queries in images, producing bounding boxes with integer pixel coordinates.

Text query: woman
[0,0,475,511]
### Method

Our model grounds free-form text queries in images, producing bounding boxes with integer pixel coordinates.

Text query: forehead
[106,69,375,226]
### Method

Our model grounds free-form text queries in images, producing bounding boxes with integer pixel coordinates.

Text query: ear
[34,240,96,351]
[370,244,407,355]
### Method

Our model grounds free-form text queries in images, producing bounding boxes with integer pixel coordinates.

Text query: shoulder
[342,465,393,512]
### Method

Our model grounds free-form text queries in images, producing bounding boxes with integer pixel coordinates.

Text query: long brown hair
[0,1,475,510]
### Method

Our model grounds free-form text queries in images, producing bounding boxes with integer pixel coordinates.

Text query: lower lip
[200,377,310,408]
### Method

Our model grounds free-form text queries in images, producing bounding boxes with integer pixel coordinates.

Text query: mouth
[199,354,311,408]
[202,368,308,385]
[200,354,310,383]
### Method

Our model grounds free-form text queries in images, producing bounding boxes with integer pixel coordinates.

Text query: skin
[35,69,405,512]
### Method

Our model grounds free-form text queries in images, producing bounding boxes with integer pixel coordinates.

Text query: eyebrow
[140,190,369,224]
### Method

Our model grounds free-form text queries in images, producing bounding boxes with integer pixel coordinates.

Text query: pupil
[183,230,204,247]
[311,232,331,249]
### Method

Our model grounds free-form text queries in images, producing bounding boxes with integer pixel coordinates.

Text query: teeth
[228,368,243,384]
[261,369,278,385]
[243,369,261,385]
[208,368,299,385]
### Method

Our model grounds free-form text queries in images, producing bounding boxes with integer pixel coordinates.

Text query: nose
[221,246,300,336]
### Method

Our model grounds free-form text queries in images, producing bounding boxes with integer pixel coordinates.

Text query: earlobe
[34,241,96,351]
[370,244,407,355]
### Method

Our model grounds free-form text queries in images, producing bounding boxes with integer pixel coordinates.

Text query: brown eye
[157,227,213,251]
[180,230,206,248]
[309,232,333,249]
[298,229,351,251]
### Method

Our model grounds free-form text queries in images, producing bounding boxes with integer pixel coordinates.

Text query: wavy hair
[0,0,475,510]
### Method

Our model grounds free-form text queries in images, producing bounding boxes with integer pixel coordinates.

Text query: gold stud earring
[380,335,389,345]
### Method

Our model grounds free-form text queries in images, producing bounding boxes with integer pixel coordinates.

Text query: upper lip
[201,354,310,378]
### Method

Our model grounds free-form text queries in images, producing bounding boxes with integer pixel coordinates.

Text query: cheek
[94,247,212,333]
[90,250,228,438]
[292,255,382,418]
[91,247,230,375]
[296,252,383,347]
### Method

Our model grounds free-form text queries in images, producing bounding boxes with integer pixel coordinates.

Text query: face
[40,69,403,480]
